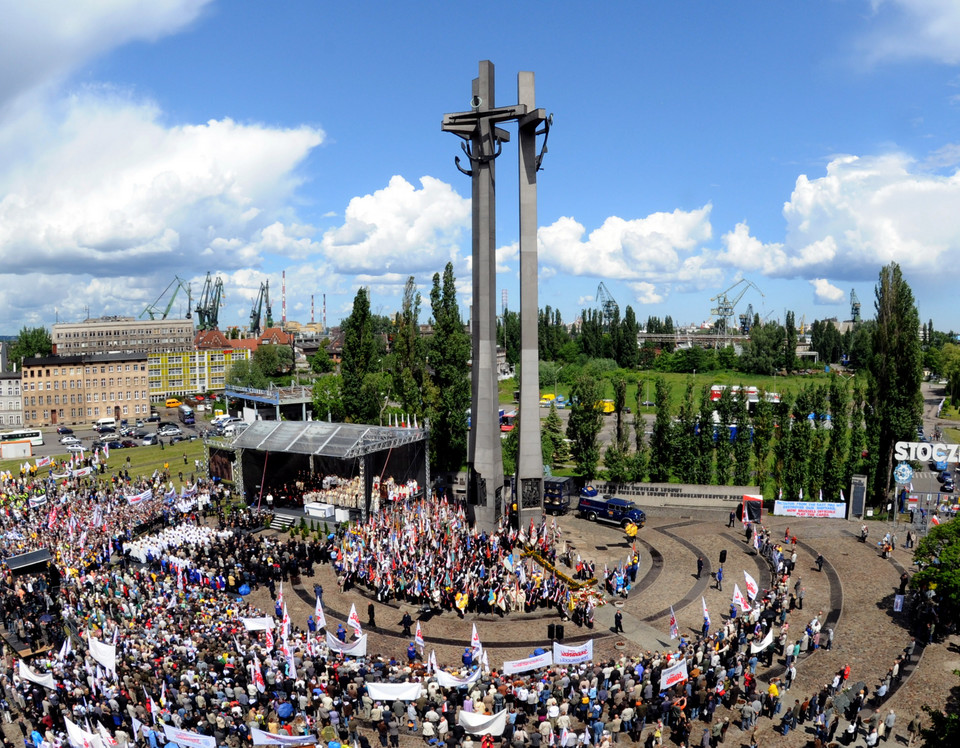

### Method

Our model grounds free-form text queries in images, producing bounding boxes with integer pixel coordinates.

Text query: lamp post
[555,365,564,401]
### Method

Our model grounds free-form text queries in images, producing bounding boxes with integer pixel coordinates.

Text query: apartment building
[0,370,22,429]
[52,316,195,355]
[21,352,150,426]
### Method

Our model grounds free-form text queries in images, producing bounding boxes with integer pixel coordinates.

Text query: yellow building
[148,348,250,402]
[147,348,250,402]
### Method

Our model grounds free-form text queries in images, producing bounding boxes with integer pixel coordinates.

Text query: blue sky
[2,0,960,333]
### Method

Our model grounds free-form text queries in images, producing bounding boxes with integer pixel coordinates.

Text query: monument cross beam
[441,60,549,532]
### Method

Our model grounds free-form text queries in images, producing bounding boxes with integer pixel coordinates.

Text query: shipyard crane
[140,276,191,320]
[739,303,755,334]
[249,280,274,335]
[595,281,620,329]
[194,272,225,331]
[710,278,764,336]
[850,288,861,323]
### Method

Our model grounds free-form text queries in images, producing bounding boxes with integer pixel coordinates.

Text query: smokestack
[311,294,315,324]
[323,293,327,331]
[282,270,286,325]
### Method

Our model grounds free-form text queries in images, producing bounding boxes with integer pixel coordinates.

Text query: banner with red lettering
[659,659,688,690]
[552,640,593,665]
[502,651,553,675]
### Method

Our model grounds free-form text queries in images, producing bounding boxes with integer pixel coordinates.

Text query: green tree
[497,309,521,368]
[617,306,640,369]
[603,442,633,484]
[740,321,785,375]
[253,343,292,377]
[391,276,427,416]
[8,326,52,367]
[911,518,960,626]
[340,288,380,423]
[312,374,345,422]
[867,263,923,503]
[225,358,268,389]
[649,377,673,482]
[542,402,569,467]
[630,387,649,482]
[566,374,605,479]
[783,311,798,372]
[733,387,752,486]
[674,380,698,483]
[714,389,735,485]
[694,385,714,484]
[823,377,851,501]
[428,263,471,474]
[309,343,334,374]
[613,375,628,448]
[752,390,775,492]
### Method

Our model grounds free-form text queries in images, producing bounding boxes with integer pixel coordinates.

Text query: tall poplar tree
[340,288,380,423]
[867,263,922,503]
[391,277,427,416]
[649,377,673,482]
[428,263,471,474]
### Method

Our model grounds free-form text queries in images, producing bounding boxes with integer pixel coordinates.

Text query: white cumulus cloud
[810,278,846,304]
[319,175,470,275]
[627,282,664,305]
[538,206,714,283]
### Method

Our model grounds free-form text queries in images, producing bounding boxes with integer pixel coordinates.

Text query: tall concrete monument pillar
[442,61,549,532]
[516,72,548,530]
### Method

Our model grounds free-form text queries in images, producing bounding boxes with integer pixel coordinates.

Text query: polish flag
[743,571,759,601]
[314,596,326,630]
[702,596,711,627]
[668,606,679,640]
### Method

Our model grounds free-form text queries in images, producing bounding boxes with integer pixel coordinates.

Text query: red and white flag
[732,583,752,613]
[282,603,291,639]
[252,655,266,693]
[471,622,482,653]
[415,621,425,651]
[669,605,679,640]
[314,596,326,630]
[931,515,941,526]
[702,596,711,627]
[743,571,759,601]
[347,603,363,635]
[265,627,274,650]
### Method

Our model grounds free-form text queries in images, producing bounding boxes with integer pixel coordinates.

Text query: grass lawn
[2,438,208,488]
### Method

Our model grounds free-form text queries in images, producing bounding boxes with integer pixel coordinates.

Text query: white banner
[365,682,422,701]
[751,628,774,654]
[502,651,553,675]
[241,617,276,632]
[87,636,116,673]
[324,631,367,656]
[65,717,105,748]
[249,728,317,746]
[552,640,593,665]
[434,668,482,689]
[659,659,688,690]
[162,726,216,748]
[773,501,846,519]
[19,660,55,689]
[457,709,507,736]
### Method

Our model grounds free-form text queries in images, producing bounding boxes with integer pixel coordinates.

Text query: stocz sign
[895,441,960,463]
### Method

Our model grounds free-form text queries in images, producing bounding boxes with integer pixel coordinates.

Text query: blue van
[576,487,646,528]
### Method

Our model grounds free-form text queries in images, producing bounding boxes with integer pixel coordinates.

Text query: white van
[222,421,248,437]
[211,414,232,427]
[95,417,117,431]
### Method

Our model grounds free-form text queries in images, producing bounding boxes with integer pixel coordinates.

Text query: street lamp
[555,365,564,401]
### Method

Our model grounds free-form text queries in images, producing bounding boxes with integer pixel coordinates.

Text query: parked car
[146,413,161,423]
[942,481,955,493]
[158,425,182,437]
[576,488,646,528]
[104,440,123,450]
[132,429,149,439]
[65,444,84,453]
[171,435,189,444]
[141,434,159,446]
[56,426,74,435]
[120,440,137,449]
[96,426,116,435]
[60,435,80,445]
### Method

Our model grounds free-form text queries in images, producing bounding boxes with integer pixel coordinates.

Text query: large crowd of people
[0,462,929,748]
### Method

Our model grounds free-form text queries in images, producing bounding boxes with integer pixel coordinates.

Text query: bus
[0,429,44,446]
[178,404,195,425]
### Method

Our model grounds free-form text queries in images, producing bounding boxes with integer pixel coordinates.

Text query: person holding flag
[314,595,327,630]
[702,596,711,638]
[669,605,679,640]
